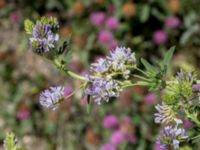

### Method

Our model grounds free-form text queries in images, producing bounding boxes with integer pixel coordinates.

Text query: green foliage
[24,19,34,34]
[138,47,175,91]
[163,92,179,105]
[57,40,70,55]
[141,58,157,74]
[4,132,26,150]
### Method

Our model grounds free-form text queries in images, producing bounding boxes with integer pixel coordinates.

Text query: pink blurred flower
[105,17,120,30]
[144,93,157,104]
[109,39,118,50]
[81,96,87,107]
[154,143,169,150]
[98,30,114,44]
[90,12,106,26]
[193,84,200,90]
[125,134,137,144]
[9,10,22,24]
[183,120,194,129]
[103,115,119,129]
[110,130,125,145]
[17,109,30,121]
[121,116,132,124]
[165,16,181,29]
[153,30,168,45]
[64,86,74,97]
[100,143,116,150]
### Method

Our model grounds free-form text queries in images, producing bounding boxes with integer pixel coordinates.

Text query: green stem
[133,74,151,81]
[67,71,88,81]
[54,58,88,82]
[121,81,149,88]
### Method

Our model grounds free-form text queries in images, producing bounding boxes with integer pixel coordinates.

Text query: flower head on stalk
[25,16,59,54]
[40,86,65,110]
[86,47,136,104]
[157,126,188,149]
[85,77,121,105]
[108,47,136,79]
[154,103,177,124]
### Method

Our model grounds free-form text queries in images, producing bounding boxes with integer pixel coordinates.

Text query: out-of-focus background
[0,0,200,149]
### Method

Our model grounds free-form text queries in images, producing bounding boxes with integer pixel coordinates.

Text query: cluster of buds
[154,70,200,149]
[25,17,59,54]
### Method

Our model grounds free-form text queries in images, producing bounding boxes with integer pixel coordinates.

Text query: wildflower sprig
[25,16,200,149]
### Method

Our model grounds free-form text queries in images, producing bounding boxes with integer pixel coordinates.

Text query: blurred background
[0,0,200,149]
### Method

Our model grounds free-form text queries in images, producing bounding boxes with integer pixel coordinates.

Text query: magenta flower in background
[105,17,120,30]
[183,120,194,129]
[125,134,137,144]
[154,143,169,150]
[110,130,125,145]
[81,96,87,107]
[121,116,132,124]
[90,12,106,27]
[9,10,22,24]
[64,86,74,97]
[109,39,118,50]
[100,143,116,150]
[17,109,30,121]
[103,115,119,129]
[98,30,114,44]
[144,93,157,104]
[165,16,181,29]
[193,84,200,90]
[153,30,168,45]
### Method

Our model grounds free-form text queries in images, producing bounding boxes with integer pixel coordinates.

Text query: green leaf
[141,58,157,73]
[24,19,34,34]
[140,5,150,23]
[163,46,175,67]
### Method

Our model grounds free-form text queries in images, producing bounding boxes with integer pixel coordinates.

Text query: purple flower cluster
[109,47,136,78]
[92,47,136,78]
[40,86,64,110]
[157,126,188,149]
[85,77,120,105]
[86,47,136,104]
[29,18,59,54]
